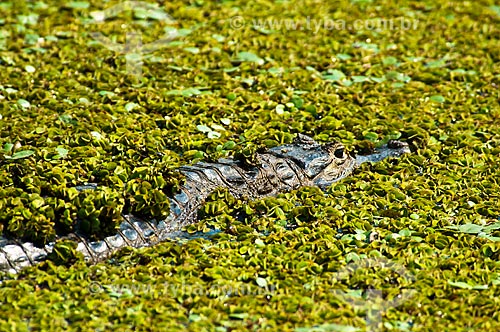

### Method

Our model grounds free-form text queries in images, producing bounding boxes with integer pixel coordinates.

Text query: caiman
[0,134,410,274]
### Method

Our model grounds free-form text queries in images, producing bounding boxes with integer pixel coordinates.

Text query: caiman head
[269,134,356,189]
[269,134,410,190]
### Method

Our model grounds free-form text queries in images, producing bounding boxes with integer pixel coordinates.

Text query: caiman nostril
[388,140,408,149]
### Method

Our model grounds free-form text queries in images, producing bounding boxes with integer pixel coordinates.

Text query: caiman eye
[334,148,344,159]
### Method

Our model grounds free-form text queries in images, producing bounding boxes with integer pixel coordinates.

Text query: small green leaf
[450,69,466,75]
[448,280,488,290]
[290,96,303,109]
[188,314,202,322]
[166,88,204,97]
[399,229,412,237]
[31,198,45,209]
[207,131,221,139]
[17,99,31,108]
[489,5,500,16]
[211,124,225,131]
[364,132,379,142]
[17,14,39,26]
[3,143,13,153]
[184,47,200,54]
[430,95,445,103]
[336,53,352,60]
[196,124,211,133]
[222,141,236,150]
[447,281,472,289]
[99,90,115,97]
[385,71,411,83]
[391,82,405,88]
[5,150,35,159]
[212,34,225,42]
[4,87,18,94]
[167,65,194,72]
[352,41,379,53]
[58,114,77,125]
[346,252,361,262]
[25,65,36,73]
[446,223,483,234]
[256,277,268,288]
[55,147,69,159]
[229,313,248,320]
[322,69,346,82]
[193,150,204,159]
[483,222,500,233]
[125,102,139,111]
[252,25,275,35]
[370,76,386,83]
[352,75,370,83]
[234,51,264,65]
[223,67,239,73]
[426,59,447,68]
[382,56,398,65]
[134,6,171,21]
[254,238,265,247]
[90,131,103,140]
[65,1,90,9]
[34,127,46,134]
[275,104,285,115]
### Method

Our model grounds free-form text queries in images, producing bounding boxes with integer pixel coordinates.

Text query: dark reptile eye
[334,148,344,159]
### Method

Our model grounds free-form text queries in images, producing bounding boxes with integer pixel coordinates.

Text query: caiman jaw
[355,140,411,166]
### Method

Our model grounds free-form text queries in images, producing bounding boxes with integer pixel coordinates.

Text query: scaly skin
[0,134,410,275]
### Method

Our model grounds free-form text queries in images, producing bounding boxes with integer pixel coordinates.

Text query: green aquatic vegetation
[1,0,500,331]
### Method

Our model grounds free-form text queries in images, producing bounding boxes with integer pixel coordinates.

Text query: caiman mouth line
[355,140,411,166]
[0,134,411,276]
